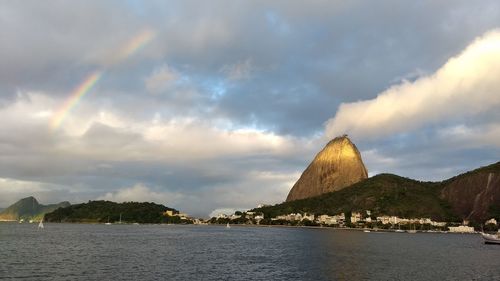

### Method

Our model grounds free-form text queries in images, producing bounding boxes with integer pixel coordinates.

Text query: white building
[448,225,475,233]
[316,213,345,225]
[376,216,402,225]
[272,212,316,222]
[351,212,362,223]
[254,214,264,220]
[302,213,314,221]
[230,214,241,220]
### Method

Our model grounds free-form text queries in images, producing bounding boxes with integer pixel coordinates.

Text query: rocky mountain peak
[286,135,368,202]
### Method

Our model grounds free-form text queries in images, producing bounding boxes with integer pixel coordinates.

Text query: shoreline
[218,223,481,234]
[0,220,482,234]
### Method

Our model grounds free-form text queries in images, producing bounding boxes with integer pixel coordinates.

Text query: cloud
[97,183,182,205]
[221,59,254,80]
[0,90,316,216]
[2,1,500,216]
[0,177,76,207]
[326,30,500,139]
[145,64,179,93]
[208,208,239,218]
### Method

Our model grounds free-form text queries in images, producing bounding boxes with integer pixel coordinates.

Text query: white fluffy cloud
[97,183,183,205]
[326,30,500,140]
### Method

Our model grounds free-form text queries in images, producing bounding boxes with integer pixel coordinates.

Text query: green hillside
[254,174,459,222]
[0,196,70,221]
[44,200,186,224]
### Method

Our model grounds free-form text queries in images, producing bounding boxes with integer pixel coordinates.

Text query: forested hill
[253,161,500,224]
[44,200,184,223]
[255,174,458,222]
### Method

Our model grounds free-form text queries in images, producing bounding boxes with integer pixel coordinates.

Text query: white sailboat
[395,223,404,233]
[38,217,44,229]
[481,232,500,244]
[226,222,230,229]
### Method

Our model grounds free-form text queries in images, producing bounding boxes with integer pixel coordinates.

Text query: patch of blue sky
[265,10,290,35]
[205,80,227,101]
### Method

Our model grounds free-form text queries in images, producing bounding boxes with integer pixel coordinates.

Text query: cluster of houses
[209,208,499,233]
[215,211,265,221]
[270,210,449,227]
[164,210,190,220]
[268,210,496,233]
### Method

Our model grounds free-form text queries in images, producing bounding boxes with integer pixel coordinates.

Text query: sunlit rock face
[286,135,368,202]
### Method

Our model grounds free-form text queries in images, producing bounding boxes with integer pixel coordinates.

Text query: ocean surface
[1,223,500,281]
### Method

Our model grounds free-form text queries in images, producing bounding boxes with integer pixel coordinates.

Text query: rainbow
[115,29,155,62]
[50,29,156,130]
[50,70,103,129]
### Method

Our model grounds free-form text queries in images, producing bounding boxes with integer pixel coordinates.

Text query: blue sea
[1,223,499,280]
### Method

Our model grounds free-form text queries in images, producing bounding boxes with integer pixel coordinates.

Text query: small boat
[226,223,230,229]
[363,229,370,233]
[395,223,404,233]
[38,217,44,229]
[481,232,500,245]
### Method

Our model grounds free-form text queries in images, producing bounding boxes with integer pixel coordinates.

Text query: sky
[1,1,500,217]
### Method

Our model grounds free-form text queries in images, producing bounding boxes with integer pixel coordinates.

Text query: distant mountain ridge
[255,161,500,224]
[0,196,70,221]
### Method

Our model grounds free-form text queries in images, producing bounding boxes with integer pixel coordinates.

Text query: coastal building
[217,214,228,219]
[176,213,189,220]
[376,216,403,225]
[431,221,447,227]
[164,210,174,216]
[302,213,314,221]
[316,213,345,225]
[254,214,264,220]
[351,212,362,223]
[448,225,475,233]
[271,212,315,222]
[230,214,241,220]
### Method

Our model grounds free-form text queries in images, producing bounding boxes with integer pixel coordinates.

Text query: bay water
[1,223,499,280]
